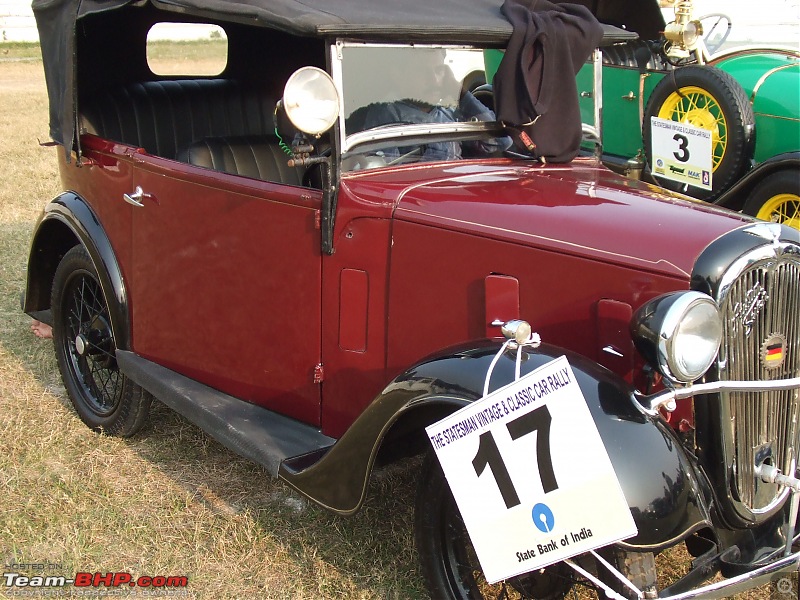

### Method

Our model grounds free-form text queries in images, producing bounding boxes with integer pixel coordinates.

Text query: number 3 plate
[426,356,637,584]
[650,116,713,190]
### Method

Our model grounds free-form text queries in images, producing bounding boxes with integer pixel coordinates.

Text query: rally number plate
[426,355,637,584]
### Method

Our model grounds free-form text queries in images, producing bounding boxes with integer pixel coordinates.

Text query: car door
[126,155,323,425]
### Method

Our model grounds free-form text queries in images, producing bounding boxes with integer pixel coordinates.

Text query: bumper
[637,376,800,415]
[664,548,799,599]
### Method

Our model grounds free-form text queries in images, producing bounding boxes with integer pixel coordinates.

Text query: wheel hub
[74,333,88,356]
[72,314,115,366]
[658,86,726,171]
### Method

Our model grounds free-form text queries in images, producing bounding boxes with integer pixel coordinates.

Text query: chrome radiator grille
[717,249,800,513]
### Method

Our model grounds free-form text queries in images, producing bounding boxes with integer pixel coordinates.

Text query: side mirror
[282,67,340,136]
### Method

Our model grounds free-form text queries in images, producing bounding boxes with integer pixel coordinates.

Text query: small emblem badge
[761,333,787,370]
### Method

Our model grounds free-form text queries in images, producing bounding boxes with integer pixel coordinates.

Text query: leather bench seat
[80,79,276,160]
[178,136,304,185]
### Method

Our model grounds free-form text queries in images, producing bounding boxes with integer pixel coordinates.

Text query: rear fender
[23,191,130,350]
[280,340,712,550]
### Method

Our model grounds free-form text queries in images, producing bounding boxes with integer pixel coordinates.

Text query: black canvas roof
[34,0,664,154]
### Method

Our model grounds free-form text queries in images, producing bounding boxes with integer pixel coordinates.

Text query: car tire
[52,245,151,437]
[743,170,800,231]
[414,451,657,599]
[643,65,754,201]
[414,451,575,599]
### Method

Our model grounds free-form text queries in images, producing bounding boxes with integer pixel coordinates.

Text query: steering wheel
[386,145,426,166]
[698,13,732,55]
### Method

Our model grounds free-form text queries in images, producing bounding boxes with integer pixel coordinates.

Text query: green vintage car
[486,0,800,229]
[582,0,799,228]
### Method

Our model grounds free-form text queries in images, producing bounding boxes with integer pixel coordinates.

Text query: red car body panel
[64,136,325,425]
[61,143,750,437]
[318,158,749,435]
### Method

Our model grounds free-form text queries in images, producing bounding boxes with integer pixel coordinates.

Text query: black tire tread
[742,169,800,226]
[643,65,755,201]
[51,245,151,437]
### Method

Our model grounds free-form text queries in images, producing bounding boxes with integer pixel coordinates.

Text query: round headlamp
[631,291,722,384]
[282,67,340,136]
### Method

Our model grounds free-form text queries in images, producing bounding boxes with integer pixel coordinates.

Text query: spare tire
[643,65,754,201]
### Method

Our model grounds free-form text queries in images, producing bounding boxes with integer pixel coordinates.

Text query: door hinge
[313,363,324,384]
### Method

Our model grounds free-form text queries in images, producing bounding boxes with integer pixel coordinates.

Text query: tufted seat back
[601,39,666,70]
[178,136,304,185]
[80,79,276,160]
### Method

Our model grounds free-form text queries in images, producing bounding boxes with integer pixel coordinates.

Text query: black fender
[280,339,713,550]
[22,191,130,350]
[713,151,800,211]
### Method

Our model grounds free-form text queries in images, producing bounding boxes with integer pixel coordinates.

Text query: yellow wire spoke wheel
[657,86,726,172]
[744,171,800,232]
[643,65,754,201]
[756,192,800,229]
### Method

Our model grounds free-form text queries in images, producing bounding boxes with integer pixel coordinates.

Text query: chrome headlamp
[282,66,340,136]
[631,291,722,384]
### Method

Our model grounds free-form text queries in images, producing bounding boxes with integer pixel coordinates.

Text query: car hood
[344,158,751,280]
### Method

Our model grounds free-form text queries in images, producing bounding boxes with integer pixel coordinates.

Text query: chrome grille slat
[719,256,800,512]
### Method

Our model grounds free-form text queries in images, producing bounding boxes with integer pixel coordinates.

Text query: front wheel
[414,453,575,598]
[52,245,151,436]
[743,170,800,231]
[415,453,659,599]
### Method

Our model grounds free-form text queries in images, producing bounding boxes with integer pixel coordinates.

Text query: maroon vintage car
[24,0,800,597]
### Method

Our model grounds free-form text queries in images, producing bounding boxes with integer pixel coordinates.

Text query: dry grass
[0,45,425,600]
[0,43,793,600]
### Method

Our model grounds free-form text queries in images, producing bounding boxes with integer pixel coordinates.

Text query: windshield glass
[337,45,509,170]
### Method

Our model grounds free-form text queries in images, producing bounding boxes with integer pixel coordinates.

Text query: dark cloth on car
[494,0,603,163]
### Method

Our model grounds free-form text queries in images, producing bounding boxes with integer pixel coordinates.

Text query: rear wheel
[52,245,151,436]
[743,170,800,231]
[643,66,754,201]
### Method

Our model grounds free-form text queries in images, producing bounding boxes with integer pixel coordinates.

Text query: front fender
[280,340,712,550]
[713,152,800,210]
[23,191,130,350]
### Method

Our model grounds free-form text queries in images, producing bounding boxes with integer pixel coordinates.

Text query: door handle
[123,186,148,207]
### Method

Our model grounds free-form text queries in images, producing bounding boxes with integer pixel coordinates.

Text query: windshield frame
[330,40,502,155]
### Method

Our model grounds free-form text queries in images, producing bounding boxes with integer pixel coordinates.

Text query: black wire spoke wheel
[52,245,151,437]
[415,453,579,599]
[62,265,122,416]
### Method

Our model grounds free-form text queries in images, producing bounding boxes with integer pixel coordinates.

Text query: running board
[116,350,334,475]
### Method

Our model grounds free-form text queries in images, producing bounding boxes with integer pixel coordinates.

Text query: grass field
[0,45,426,600]
[0,43,792,600]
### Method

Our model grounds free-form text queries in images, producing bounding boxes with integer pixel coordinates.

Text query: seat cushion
[178,136,304,186]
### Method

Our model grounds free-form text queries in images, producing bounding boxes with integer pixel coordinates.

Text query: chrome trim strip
[750,62,800,103]
[711,45,800,60]
[638,376,800,415]
[661,551,800,599]
[716,225,799,307]
[342,121,499,154]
